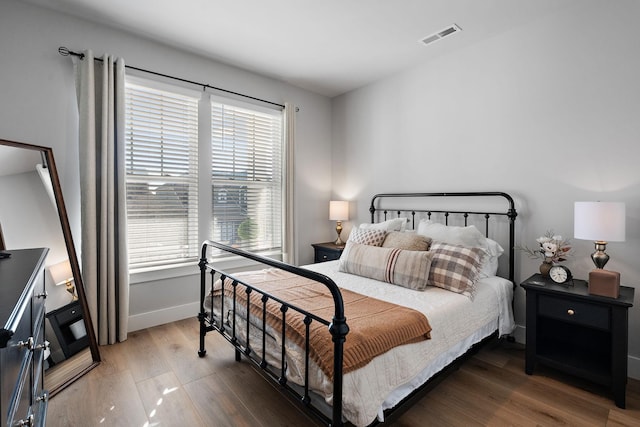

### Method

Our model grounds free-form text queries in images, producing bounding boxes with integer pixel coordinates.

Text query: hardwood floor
[47,317,640,426]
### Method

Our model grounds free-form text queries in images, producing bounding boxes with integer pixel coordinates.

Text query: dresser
[1,248,49,427]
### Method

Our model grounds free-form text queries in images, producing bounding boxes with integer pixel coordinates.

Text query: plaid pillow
[428,242,485,298]
[348,228,387,246]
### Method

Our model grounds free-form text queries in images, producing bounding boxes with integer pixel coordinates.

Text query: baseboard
[127,301,199,332]
[516,324,640,380]
[629,355,640,380]
[511,324,526,344]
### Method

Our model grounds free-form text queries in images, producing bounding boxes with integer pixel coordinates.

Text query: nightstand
[46,299,89,359]
[311,242,344,263]
[521,273,634,408]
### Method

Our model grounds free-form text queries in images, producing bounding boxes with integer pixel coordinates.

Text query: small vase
[539,260,553,277]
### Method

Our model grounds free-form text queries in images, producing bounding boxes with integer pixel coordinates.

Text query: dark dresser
[1,248,49,427]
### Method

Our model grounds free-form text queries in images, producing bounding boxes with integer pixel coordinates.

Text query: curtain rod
[58,47,285,109]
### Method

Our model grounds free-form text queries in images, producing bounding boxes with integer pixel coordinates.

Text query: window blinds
[124,82,199,269]
[210,102,283,255]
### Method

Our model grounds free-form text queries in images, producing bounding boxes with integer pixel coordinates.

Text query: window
[210,102,283,255]
[124,81,199,269]
[124,78,285,272]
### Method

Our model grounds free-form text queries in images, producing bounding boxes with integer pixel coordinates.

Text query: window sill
[129,251,284,285]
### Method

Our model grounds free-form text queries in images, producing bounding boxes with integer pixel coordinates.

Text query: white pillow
[417,220,486,248]
[359,217,406,232]
[417,220,504,278]
[480,238,504,278]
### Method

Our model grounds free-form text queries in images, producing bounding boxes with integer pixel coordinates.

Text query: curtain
[282,102,296,265]
[74,50,129,344]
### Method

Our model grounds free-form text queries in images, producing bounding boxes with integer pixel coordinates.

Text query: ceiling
[26,0,578,97]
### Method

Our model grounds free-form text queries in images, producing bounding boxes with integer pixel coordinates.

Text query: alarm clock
[549,265,572,284]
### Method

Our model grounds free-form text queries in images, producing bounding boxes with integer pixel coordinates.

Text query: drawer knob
[567,309,575,316]
[17,336,34,350]
[35,340,51,351]
[15,414,34,426]
[323,255,327,260]
[35,291,48,299]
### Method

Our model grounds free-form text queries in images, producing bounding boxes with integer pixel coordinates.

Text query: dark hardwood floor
[47,317,640,426]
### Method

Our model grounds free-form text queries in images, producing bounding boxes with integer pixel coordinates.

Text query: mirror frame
[0,138,100,394]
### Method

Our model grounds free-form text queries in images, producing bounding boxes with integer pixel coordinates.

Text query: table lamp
[574,201,625,297]
[49,259,77,301]
[329,200,349,246]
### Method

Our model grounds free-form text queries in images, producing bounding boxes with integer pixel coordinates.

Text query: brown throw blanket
[216,269,432,380]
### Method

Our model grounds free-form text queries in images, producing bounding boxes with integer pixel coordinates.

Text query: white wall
[0,1,333,330]
[332,0,640,378]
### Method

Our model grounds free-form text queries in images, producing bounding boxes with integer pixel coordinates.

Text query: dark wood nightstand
[46,299,89,359]
[311,242,344,263]
[521,273,634,408]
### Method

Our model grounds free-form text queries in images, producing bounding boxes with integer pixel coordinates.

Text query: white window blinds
[124,82,199,269]
[211,101,283,255]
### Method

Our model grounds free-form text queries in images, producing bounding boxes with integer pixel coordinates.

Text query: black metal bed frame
[369,192,518,283]
[198,192,517,427]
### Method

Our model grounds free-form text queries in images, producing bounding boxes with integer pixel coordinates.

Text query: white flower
[518,230,573,264]
[542,242,557,258]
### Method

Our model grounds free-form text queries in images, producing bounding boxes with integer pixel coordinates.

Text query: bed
[198,192,518,426]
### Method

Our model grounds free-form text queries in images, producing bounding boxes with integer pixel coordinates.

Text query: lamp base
[590,241,610,269]
[66,281,78,301]
[334,220,344,246]
[588,269,620,298]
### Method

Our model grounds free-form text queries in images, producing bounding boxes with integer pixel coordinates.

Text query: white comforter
[304,261,515,426]
[207,260,515,426]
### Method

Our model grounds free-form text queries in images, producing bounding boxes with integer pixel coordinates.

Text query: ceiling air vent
[420,24,462,46]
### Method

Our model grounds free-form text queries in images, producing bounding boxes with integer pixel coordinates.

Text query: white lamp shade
[574,201,625,242]
[49,259,74,286]
[329,200,349,221]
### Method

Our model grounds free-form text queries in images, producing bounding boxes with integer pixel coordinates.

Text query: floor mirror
[0,138,100,396]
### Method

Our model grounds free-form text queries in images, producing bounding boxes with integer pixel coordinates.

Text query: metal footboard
[198,240,349,426]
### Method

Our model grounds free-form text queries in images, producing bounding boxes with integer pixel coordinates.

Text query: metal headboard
[369,192,518,283]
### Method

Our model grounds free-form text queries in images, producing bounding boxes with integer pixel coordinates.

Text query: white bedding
[206,260,515,426]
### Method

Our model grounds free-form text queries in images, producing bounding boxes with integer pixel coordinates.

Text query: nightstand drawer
[53,302,83,325]
[315,248,341,262]
[539,295,610,330]
[312,242,344,263]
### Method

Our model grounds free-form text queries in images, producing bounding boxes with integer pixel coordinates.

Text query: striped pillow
[339,241,433,291]
[428,242,485,298]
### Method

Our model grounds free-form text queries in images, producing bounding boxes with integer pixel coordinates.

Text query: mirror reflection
[0,140,100,395]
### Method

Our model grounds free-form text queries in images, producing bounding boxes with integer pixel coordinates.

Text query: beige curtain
[283,102,296,265]
[74,50,129,344]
